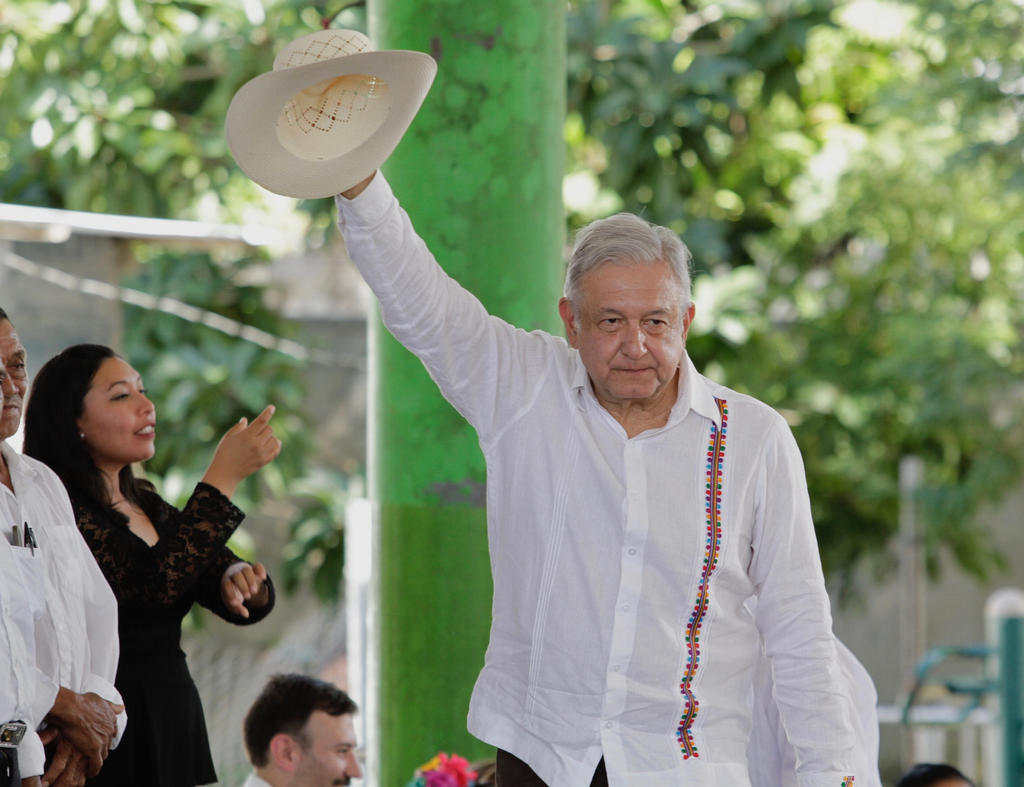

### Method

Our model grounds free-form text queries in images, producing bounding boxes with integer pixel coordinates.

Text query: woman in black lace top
[23,344,282,787]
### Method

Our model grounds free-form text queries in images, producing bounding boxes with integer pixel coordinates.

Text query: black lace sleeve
[72,482,245,606]
[194,546,276,625]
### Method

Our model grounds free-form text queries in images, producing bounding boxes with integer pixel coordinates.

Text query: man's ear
[682,303,695,340]
[558,297,580,349]
[269,733,303,773]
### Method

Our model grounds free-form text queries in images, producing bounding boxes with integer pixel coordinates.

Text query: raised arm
[200,404,281,499]
[340,170,375,200]
[335,172,559,440]
[74,406,280,606]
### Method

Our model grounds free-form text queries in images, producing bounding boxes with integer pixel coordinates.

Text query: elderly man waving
[335,173,860,787]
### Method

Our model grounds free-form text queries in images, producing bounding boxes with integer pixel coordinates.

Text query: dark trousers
[495,749,608,787]
[0,748,18,787]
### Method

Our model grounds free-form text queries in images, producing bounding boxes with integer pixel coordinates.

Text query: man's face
[559,260,694,417]
[0,320,28,442]
[291,711,362,786]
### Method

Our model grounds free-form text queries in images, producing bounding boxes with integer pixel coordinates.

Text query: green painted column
[366,2,565,784]
[999,617,1024,787]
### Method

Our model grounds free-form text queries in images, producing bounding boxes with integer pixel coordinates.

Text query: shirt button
[605,721,613,729]
[628,547,637,556]
[612,664,621,672]
[621,604,631,613]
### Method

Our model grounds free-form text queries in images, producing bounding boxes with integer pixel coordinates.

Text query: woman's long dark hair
[24,343,147,510]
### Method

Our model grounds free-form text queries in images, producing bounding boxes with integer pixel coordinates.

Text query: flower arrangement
[406,752,480,787]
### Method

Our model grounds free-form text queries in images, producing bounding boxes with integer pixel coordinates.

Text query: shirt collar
[0,441,38,490]
[675,353,723,429]
[569,352,723,430]
[569,351,591,409]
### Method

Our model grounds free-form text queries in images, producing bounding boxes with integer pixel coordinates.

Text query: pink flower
[424,772,458,787]
[422,752,478,787]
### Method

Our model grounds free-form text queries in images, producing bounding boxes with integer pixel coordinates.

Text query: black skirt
[87,624,216,787]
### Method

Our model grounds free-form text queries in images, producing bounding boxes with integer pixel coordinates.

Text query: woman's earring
[79,432,85,439]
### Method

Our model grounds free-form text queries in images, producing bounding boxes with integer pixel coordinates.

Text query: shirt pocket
[41,527,89,604]
[9,545,47,619]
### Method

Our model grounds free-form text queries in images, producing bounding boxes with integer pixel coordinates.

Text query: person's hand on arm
[40,731,87,787]
[201,405,282,499]
[340,171,375,200]
[43,689,122,777]
[220,561,270,618]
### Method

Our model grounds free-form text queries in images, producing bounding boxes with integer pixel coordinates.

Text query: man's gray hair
[564,213,693,314]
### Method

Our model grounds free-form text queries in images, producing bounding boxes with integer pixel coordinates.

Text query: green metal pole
[1000,617,1024,787]
[366,2,565,784]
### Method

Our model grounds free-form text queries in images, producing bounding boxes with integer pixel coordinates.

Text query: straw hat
[226,29,437,199]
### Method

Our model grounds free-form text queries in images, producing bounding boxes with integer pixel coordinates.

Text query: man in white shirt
[241,673,362,787]
[335,172,862,787]
[0,308,125,787]
[748,630,882,787]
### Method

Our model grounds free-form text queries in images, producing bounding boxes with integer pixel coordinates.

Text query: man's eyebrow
[595,307,673,317]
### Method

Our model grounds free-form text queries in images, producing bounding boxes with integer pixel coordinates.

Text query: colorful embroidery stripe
[676,398,727,759]
[841,778,855,786]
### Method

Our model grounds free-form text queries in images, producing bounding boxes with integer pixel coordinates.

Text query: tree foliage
[0,0,360,224]
[2,0,1023,597]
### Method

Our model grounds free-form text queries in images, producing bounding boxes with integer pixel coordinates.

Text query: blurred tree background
[1,0,1022,599]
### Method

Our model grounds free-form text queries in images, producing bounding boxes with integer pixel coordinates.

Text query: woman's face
[76,357,156,477]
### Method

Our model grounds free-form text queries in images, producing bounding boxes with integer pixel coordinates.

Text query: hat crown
[273,29,372,71]
[226,28,437,197]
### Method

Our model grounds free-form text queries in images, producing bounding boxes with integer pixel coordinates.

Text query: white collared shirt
[0,463,48,772]
[242,773,274,787]
[336,176,857,787]
[0,443,125,776]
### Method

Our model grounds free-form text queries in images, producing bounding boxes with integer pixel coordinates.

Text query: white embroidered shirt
[336,176,857,787]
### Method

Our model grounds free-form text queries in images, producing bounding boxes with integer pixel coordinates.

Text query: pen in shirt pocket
[23,522,37,555]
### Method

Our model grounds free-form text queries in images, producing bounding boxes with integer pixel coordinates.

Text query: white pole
[899,454,926,768]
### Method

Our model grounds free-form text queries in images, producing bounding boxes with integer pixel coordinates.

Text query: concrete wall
[1,235,129,367]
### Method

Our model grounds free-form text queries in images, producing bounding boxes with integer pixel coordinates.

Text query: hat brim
[226,50,437,199]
